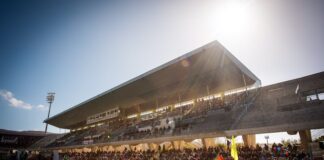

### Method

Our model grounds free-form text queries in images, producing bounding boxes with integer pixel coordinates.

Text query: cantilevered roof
[0,129,52,136]
[45,40,260,129]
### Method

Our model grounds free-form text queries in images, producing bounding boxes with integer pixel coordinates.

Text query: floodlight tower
[45,92,55,134]
[265,135,269,145]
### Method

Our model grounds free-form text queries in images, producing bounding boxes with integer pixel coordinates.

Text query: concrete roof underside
[45,40,260,129]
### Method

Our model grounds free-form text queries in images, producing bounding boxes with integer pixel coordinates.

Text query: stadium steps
[188,90,261,133]
[233,100,324,130]
[230,89,261,129]
[310,142,324,159]
[28,134,64,150]
[190,109,235,133]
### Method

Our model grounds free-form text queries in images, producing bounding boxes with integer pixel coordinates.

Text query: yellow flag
[231,136,238,160]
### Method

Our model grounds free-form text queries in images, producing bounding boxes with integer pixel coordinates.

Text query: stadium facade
[30,41,324,156]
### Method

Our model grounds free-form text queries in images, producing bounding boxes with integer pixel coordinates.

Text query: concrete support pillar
[136,105,141,121]
[299,130,312,152]
[170,141,174,149]
[130,144,136,151]
[179,140,186,150]
[160,142,172,150]
[84,147,91,152]
[91,146,99,152]
[185,140,201,149]
[127,145,133,151]
[144,143,150,151]
[172,141,180,150]
[107,146,115,152]
[102,146,109,151]
[202,138,206,148]
[115,145,126,152]
[202,138,216,148]
[137,143,143,151]
[172,140,186,150]
[149,143,158,151]
[121,144,130,151]
[243,134,256,147]
[133,143,150,151]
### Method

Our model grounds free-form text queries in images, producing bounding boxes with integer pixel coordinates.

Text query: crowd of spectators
[5,150,52,160]
[48,90,255,148]
[58,143,313,160]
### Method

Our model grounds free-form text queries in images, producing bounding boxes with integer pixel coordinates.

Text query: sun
[212,1,254,36]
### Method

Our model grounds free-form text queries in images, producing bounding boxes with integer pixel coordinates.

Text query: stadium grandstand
[0,129,56,159]
[2,41,324,159]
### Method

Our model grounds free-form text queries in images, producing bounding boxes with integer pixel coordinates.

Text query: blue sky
[0,0,324,141]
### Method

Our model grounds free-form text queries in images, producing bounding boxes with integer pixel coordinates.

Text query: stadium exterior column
[202,138,216,148]
[131,144,140,151]
[144,143,150,151]
[206,85,210,96]
[125,144,132,151]
[179,140,186,150]
[315,90,320,100]
[102,146,108,151]
[170,141,174,149]
[202,138,207,148]
[172,141,180,150]
[126,144,132,151]
[108,145,115,151]
[160,142,171,150]
[149,143,158,151]
[91,146,98,152]
[206,85,211,108]
[129,144,137,151]
[299,130,312,152]
[136,105,141,120]
[155,99,159,111]
[221,92,225,104]
[178,95,183,113]
[148,143,153,151]
[242,73,248,93]
[171,104,175,111]
[118,145,127,152]
[242,134,256,147]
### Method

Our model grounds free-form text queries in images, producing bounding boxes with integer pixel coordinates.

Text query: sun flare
[213,1,254,36]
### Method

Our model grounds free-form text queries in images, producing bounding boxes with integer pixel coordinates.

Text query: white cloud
[36,104,48,110]
[0,90,47,111]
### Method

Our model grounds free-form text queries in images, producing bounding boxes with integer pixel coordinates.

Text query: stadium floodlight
[45,92,55,134]
[264,135,269,145]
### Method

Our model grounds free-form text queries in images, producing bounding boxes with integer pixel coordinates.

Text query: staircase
[230,89,261,130]
[28,134,64,150]
[310,142,324,159]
